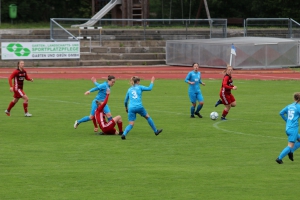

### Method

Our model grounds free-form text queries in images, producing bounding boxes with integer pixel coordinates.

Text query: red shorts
[220,93,235,105]
[101,119,117,135]
[14,89,25,98]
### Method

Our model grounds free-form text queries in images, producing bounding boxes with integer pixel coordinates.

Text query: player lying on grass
[95,89,123,135]
[74,75,116,132]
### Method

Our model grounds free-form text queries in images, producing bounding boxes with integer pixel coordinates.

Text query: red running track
[0,66,299,80]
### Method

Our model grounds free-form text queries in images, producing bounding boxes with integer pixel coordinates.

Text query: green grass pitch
[1,78,300,199]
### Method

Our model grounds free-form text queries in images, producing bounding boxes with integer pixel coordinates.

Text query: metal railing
[245,18,300,38]
[50,18,227,41]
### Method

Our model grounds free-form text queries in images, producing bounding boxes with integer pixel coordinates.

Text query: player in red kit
[214,65,237,120]
[94,89,123,135]
[5,60,33,117]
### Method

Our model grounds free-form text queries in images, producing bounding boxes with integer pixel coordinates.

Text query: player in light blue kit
[121,76,162,140]
[74,75,116,132]
[185,63,206,118]
[276,92,300,164]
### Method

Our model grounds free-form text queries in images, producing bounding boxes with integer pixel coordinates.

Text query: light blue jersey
[124,83,153,121]
[121,81,162,138]
[279,102,300,142]
[185,70,204,103]
[90,81,110,101]
[89,81,111,115]
[185,70,203,93]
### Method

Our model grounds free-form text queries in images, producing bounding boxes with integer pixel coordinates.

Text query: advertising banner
[1,42,80,60]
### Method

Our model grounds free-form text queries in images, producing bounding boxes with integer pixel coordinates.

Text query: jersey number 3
[131,90,138,99]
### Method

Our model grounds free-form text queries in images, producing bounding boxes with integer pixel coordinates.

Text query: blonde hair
[130,76,140,85]
[223,64,233,74]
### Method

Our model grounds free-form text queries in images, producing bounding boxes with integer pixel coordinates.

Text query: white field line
[213,120,285,140]
[235,74,300,80]
[30,97,286,140]
[30,98,85,105]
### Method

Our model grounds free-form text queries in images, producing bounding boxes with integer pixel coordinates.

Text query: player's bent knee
[115,115,122,121]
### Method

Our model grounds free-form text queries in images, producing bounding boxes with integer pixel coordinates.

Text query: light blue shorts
[189,91,204,104]
[127,107,147,121]
[286,130,299,143]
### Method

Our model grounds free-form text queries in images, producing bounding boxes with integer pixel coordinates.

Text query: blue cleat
[215,99,222,107]
[121,135,126,140]
[221,116,227,120]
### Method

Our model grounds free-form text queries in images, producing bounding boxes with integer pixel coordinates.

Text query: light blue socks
[123,124,133,136]
[279,146,292,160]
[147,117,157,132]
[78,116,91,123]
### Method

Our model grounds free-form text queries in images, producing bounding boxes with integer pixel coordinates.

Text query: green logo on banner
[7,43,31,56]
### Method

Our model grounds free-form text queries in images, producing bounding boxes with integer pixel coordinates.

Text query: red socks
[7,101,16,112]
[222,110,228,118]
[23,102,28,113]
[117,121,123,132]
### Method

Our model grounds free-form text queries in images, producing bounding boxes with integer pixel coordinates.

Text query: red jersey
[9,69,31,90]
[220,74,234,95]
[95,94,115,131]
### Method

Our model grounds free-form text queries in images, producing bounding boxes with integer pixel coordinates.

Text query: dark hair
[17,60,24,69]
[107,75,115,81]
[192,63,199,67]
[132,76,141,83]
[294,92,300,103]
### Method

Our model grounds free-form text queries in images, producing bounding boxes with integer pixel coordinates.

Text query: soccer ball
[210,111,219,120]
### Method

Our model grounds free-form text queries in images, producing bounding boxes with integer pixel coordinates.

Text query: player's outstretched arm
[91,77,97,83]
[151,76,155,83]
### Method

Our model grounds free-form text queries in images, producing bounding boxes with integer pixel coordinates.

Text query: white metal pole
[229,54,232,66]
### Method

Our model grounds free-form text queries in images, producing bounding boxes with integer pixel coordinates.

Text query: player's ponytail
[130,76,140,85]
